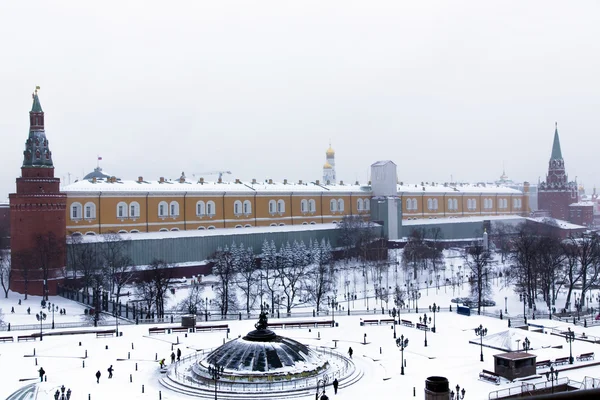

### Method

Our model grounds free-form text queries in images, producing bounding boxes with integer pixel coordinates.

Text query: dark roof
[551,123,563,160]
[83,167,112,180]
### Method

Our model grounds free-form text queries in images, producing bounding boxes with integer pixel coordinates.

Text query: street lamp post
[546,365,559,394]
[422,314,431,347]
[475,324,488,362]
[565,327,575,364]
[205,297,209,322]
[208,363,224,400]
[429,303,438,333]
[522,337,530,352]
[48,302,57,329]
[345,280,351,316]
[450,384,466,400]
[505,296,507,313]
[36,311,47,341]
[396,335,409,375]
[315,375,329,400]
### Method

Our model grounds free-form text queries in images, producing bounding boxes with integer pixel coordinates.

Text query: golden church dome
[326,146,335,157]
[323,162,332,169]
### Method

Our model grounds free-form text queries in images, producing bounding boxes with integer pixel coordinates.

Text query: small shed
[493,352,536,381]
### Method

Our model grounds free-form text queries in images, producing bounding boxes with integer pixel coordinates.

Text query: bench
[148,327,167,335]
[536,360,552,369]
[361,319,379,326]
[379,318,395,325]
[17,335,36,342]
[267,323,284,329]
[401,319,415,328]
[0,336,14,343]
[416,323,430,331]
[315,320,334,328]
[479,369,501,384]
[554,357,570,366]
[195,324,229,332]
[95,330,115,338]
[284,321,317,329]
[576,352,595,362]
[170,327,190,333]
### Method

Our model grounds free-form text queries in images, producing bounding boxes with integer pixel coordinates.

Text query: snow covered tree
[213,245,237,316]
[234,243,258,314]
[510,223,540,309]
[0,250,11,298]
[535,233,565,310]
[278,241,309,314]
[305,238,334,312]
[464,242,492,315]
[260,240,279,314]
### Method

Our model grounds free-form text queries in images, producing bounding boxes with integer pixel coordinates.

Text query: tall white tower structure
[323,143,336,184]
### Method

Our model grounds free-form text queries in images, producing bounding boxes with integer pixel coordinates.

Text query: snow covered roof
[569,201,595,207]
[402,215,525,226]
[397,183,521,194]
[528,217,586,230]
[75,222,347,243]
[62,178,522,196]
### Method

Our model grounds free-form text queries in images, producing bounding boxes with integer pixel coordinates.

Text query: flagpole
[97,155,99,169]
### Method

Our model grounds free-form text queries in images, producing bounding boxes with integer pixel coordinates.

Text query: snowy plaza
[2,253,600,400]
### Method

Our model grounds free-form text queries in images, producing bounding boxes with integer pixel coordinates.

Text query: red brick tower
[538,123,578,221]
[9,88,67,298]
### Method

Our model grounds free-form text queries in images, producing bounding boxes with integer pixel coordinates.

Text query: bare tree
[278,241,309,314]
[67,235,99,293]
[178,284,204,315]
[535,234,565,311]
[141,259,173,318]
[304,238,333,312]
[489,222,516,263]
[34,232,65,300]
[101,233,134,306]
[233,243,258,314]
[510,223,539,309]
[464,242,492,315]
[135,279,157,319]
[0,250,11,298]
[213,246,237,317]
[260,240,279,313]
[562,233,600,311]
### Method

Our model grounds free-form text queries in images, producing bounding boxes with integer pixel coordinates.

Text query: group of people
[95,365,114,383]
[159,348,182,369]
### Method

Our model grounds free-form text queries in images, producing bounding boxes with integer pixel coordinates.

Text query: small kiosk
[493,352,537,381]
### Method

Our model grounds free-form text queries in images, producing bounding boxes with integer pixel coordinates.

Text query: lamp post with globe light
[396,335,409,375]
[566,327,575,364]
[450,384,466,400]
[546,366,559,394]
[208,363,224,400]
[475,324,488,362]
[36,310,47,341]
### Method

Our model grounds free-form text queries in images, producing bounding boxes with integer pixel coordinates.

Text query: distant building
[9,89,67,296]
[322,143,336,184]
[537,123,592,226]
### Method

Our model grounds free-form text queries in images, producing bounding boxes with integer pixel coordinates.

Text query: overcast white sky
[2,1,599,201]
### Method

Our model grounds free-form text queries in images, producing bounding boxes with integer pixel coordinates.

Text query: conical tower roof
[550,122,563,160]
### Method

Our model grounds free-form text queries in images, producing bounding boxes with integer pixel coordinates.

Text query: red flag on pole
[98,156,102,161]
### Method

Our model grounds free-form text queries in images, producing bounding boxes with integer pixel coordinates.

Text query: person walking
[108,365,114,378]
[38,367,45,382]
[348,347,353,359]
[333,378,339,394]
[177,348,181,361]
[171,352,176,364]
[96,370,101,383]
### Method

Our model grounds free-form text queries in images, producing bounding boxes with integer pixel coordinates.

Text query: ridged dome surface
[204,335,324,373]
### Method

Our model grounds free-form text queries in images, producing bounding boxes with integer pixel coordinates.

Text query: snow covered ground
[1,253,600,399]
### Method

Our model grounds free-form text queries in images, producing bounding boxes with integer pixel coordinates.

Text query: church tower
[9,88,67,297]
[537,123,578,221]
[322,143,336,184]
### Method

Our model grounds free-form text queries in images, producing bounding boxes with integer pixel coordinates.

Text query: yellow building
[62,174,528,236]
